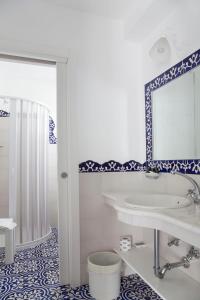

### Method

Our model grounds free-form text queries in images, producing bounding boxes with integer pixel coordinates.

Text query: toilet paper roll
[120,235,132,252]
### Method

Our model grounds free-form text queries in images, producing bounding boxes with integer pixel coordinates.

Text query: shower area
[0,96,50,244]
[0,59,58,246]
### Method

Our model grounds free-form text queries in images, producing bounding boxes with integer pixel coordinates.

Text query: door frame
[0,43,80,286]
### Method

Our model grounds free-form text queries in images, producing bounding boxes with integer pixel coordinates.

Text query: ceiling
[43,0,181,42]
[45,0,155,21]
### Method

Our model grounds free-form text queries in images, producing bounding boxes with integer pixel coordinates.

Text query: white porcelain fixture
[125,194,191,210]
[0,218,16,264]
[149,37,171,64]
[103,192,200,249]
[104,192,200,300]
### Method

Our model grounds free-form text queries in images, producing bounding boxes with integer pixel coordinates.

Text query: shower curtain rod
[0,54,56,66]
[0,95,51,112]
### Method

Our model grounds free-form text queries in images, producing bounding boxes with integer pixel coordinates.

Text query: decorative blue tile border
[79,160,147,173]
[145,48,200,174]
[146,159,200,174]
[0,110,57,145]
[79,159,200,174]
[49,116,57,144]
[0,110,10,117]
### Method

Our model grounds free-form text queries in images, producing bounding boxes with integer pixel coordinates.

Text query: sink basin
[125,194,192,209]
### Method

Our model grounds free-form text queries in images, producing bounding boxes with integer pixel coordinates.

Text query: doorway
[0,53,80,286]
[0,59,57,245]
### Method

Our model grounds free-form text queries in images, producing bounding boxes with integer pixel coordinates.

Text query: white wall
[80,172,144,283]
[0,0,141,164]
[141,0,200,83]
[0,61,56,119]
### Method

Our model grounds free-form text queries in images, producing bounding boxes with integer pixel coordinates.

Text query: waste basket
[88,251,121,300]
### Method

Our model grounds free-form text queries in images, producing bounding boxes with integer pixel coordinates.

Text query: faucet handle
[188,246,200,259]
[187,189,195,195]
[187,189,199,202]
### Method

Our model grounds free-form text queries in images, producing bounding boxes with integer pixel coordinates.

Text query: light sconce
[149,37,171,64]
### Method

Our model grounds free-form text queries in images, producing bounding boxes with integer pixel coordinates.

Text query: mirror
[145,49,200,173]
[152,66,200,160]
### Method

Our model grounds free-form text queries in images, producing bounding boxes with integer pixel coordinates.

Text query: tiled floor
[0,229,161,299]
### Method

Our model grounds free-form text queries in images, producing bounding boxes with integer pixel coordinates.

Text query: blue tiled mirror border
[145,48,200,175]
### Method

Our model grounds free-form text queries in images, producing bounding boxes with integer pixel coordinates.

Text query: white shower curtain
[9,98,49,244]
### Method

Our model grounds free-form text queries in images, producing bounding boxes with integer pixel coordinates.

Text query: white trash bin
[88,251,121,300]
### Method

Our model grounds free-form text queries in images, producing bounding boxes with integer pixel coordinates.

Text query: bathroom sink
[124,194,192,210]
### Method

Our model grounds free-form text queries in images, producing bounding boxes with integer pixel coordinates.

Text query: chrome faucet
[171,171,200,204]
[158,246,200,279]
[158,257,190,279]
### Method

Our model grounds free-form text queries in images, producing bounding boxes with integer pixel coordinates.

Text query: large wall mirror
[145,49,200,174]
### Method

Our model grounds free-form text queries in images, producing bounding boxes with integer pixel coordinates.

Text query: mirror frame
[145,48,200,174]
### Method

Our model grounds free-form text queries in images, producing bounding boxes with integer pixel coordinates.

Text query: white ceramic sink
[125,194,192,209]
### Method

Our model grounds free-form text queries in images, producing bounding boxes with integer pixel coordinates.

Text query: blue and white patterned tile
[61,275,162,300]
[0,230,162,299]
[49,116,57,144]
[0,230,60,299]
[2,286,62,300]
